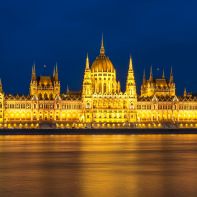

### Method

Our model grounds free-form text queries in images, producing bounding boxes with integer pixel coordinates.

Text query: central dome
[91,55,115,72]
[91,37,115,73]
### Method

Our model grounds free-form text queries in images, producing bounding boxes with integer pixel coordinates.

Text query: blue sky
[0,0,197,95]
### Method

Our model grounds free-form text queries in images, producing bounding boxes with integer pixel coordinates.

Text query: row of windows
[158,105,172,110]
[38,104,54,109]
[37,86,54,89]
[137,104,197,110]
[93,78,114,80]
[93,73,113,76]
[93,114,127,119]
[137,105,151,110]
[94,110,125,114]
[179,105,197,110]
[5,103,197,111]
[5,104,31,109]
[5,103,81,110]
[62,104,82,109]
[37,104,81,110]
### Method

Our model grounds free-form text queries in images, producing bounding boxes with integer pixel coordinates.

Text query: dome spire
[100,34,105,56]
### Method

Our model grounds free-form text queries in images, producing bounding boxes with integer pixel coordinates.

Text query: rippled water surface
[1,134,197,197]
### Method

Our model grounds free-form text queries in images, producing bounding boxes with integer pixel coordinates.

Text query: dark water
[0,134,197,197]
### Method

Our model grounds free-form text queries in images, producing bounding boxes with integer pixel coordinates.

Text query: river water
[0,134,197,197]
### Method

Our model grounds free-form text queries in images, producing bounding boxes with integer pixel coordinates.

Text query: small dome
[91,55,115,72]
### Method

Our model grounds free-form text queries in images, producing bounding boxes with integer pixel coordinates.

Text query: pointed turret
[86,53,90,70]
[82,54,92,97]
[126,55,136,96]
[162,68,165,79]
[0,79,3,93]
[129,55,133,70]
[127,56,135,81]
[126,55,137,122]
[118,81,121,93]
[184,88,187,97]
[82,54,93,119]
[149,66,153,81]
[100,34,105,56]
[66,85,69,94]
[31,63,36,81]
[169,67,176,96]
[54,63,58,81]
[56,63,58,73]
[169,67,174,83]
[53,67,55,78]
[143,69,146,84]
[30,64,37,96]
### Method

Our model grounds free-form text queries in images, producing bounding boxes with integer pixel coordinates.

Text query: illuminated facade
[0,37,197,129]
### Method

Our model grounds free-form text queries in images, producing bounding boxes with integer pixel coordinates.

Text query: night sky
[0,0,197,95]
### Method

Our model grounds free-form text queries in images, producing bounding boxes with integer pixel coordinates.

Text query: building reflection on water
[0,135,197,197]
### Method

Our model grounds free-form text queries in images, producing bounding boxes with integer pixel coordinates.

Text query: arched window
[44,93,48,100]
[104,83,106,93]
[38,94,42,100]
[50,94,53,100]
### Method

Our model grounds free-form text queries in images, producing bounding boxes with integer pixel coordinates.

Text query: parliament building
[0,37,197,129]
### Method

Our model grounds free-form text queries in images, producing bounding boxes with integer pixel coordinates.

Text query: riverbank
[0,128,197,135]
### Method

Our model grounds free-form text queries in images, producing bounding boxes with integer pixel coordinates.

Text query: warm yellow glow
[0,39,196,129]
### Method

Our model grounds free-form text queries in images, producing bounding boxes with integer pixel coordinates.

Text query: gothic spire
[126,55,136,95]
[143,69,146,84]
[0,78,3,93]
[162,68,165,79]
[53,67,55,78]
[149,66,153,81]
[170,66,174,83]
[86,53,90,69]
[31,63,36,81]
[184,87,187,97]
[66,85,69,94]
[129,55,133,70]
[100,34,105,56]
[54,63,58,81]
[56,63,58,73]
